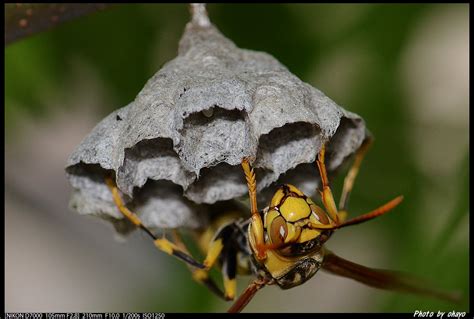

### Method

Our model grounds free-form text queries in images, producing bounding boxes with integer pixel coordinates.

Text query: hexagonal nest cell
[65,16,369,234]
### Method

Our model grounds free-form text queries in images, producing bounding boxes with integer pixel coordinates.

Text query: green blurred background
[5,3,469,313]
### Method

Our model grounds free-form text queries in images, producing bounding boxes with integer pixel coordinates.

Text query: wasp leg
[191,235,228,299]
[316,144,340,223]
[104,176,205,269]
[241,158,266,260]
[170,230,227,300]
[202,234,225,270]
[338,137,373,221]
[228,277,269,313]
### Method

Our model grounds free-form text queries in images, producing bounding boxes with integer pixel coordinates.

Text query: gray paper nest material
[66,20,368,233]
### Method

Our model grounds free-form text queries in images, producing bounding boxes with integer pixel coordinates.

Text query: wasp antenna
[307,196,404,231]
[336,195,404,229]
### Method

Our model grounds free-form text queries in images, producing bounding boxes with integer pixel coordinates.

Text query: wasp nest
[66,6,368,234]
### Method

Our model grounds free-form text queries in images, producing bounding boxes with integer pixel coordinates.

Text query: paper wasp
[104,138,459,312]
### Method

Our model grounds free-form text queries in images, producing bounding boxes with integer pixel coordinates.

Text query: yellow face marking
[203,238,224,270]
[224,277,237,300]
[309,211,319,224]
[262,248,308,279]
[280,197,311,222]
[251,214,267,260]
[284,223,301,243]
[297,228,321,243]
[270,188,285,207]
[286,184,305,196]
[262,249,294,278]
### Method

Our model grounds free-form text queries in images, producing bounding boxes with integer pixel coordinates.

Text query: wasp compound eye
[269,215,287,246]
[310,203,330,225]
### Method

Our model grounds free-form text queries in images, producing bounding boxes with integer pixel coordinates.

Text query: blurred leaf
[48,4,177,109]
[5,35,59,131]
[431,151,469,253]
[209,3,316,79]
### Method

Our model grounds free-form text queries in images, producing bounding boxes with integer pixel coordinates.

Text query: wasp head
[260,184,336,256]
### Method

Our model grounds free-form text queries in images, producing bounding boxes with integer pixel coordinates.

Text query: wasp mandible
[105,138,459,312]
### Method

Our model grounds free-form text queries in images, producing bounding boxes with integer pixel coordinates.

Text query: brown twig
[5,3,113,45]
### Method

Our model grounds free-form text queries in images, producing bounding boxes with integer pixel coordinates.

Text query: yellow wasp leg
[104,176,205,269]
[316,144,340,223]
[105,176,142,226]
[202,238,224,270]
[241,158,266,260]
[171,231,227,300]
[338,137,373,221]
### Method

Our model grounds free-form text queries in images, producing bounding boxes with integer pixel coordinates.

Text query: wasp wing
[322,250,460,303]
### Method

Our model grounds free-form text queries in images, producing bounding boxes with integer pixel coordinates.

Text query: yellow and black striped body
[195,201,253,274]
[192,201,254,300]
